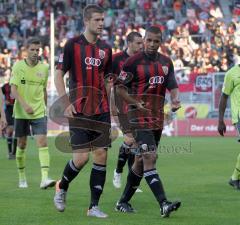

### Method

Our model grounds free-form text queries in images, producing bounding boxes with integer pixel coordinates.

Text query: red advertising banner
[174,119,237,136]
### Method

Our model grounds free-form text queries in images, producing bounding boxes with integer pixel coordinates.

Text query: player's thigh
[14,119,30,138]
[124,132,135,145]
[30,117,47,136]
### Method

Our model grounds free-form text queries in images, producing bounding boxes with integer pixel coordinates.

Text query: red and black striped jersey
[56,34,112,115]
[1,83,15,106]
[112,50,130,114]
[117,51,178,130]
[112,50,129,75]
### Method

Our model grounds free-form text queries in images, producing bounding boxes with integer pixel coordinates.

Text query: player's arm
[0,89,7,129]
[218,71,233,136]
[55,40,76,117]
[54,70,76,117]
[11,84,34,114]
[218,93,228,136]
[167,60,181,112]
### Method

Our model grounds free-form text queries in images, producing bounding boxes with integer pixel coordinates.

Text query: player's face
[144,32,161,55]
[129,36,143,54]
[27,44,40,63]
[85,13,104,36]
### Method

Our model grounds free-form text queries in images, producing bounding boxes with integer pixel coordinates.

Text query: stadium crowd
[0,0,239,83]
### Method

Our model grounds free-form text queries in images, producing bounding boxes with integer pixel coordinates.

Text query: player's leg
[87,112,111,218]
[31,117,55,189]
[5,125,14,159]
[113,133,134,188]
[87,147,108,218]
[15,119,30,188]
[141,130,181,218]
[5,107,15,159]
[115,154,143,212]
[229,121,240,189]
[54,118,91,212]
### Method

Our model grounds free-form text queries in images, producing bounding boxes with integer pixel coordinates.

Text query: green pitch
[0,136,239,225]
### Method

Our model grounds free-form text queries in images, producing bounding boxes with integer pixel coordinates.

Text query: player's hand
[64,104,77,117]
[136,101,151,113]
[23,104,34,114]
[0,117,7,130]
[171,99,181,112]
[218,120,226,136]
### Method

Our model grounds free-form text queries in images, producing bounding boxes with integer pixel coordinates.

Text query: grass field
[0,136,239,225]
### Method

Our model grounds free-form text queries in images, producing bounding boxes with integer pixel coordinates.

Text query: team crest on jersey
[119,70,128,81]
[99,50,105,59]
[162,66,168,75]
[58,53,64,63]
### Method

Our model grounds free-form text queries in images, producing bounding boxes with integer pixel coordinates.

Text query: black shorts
[133,129,162,154]
[5,106,14,126]
[14,117,47,137]
[118,113,132,134]
[69,112,111,150]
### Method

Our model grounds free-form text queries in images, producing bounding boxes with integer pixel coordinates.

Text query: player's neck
[25,58,38,67]
[126,48,134,57]
[83,31,98,44]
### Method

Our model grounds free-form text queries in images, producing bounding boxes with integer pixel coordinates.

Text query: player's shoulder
[225,64,239,77]
[12,60,24,69]
[98,39,111,50]
[124,52,144,67]
[113,51,126,61]
[39,61,49,69]
[158,53,172,64]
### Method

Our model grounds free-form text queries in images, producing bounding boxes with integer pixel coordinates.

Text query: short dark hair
[83,4,104,20]
[26,37,41,48]
[145,26,162,40]
[126,32,142,43]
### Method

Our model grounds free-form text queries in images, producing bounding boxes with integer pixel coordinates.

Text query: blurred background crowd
[0,0,239,83]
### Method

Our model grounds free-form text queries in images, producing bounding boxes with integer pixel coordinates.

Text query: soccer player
[2,81,17,159]
[112,31,143,189]
[10,38,55,189]
[53,4,112,218]
[218,64,240,190]
[114,26,181,218]
[0,88,7,131]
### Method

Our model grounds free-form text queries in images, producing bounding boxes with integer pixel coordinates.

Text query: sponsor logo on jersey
[149,76,165,85]
[85,57,101,67]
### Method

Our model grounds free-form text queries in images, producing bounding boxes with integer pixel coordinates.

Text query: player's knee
[92,149,107,164]
[18,140,27,149]
[73,154,89,168]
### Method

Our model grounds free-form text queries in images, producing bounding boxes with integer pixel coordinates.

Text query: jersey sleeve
[10,63,20,87]
[56,39,73,75]
[166,60,178,90]
[104,47,112,78]
[222,71,233,95]
[116,58,135,88]
[43,64,49,88]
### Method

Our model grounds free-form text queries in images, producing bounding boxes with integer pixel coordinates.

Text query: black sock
[59,160,81,191]
[144,169,167,207]
[7,137,13,154]
[116,142,131,173]
[89,163,106,209]
[12,138,17,155]
[127,153,135,170]
[119,169,142,203]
